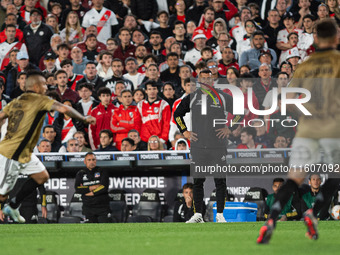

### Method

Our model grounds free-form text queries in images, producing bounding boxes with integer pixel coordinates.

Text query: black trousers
[193,178,226,214]
[83,206,112,223]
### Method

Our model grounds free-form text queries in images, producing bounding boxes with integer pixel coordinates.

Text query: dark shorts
[82,206,112,223]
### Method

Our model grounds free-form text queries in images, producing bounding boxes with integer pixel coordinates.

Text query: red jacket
[237,143,266,149]
[218,59,239,77]
[89,103,117,149]
[113,44,136,63]
[111,105,141,150]
[137,99,171,143]
[0,29,24,43]
[194,16,214,40]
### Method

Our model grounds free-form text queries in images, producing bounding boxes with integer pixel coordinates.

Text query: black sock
[269,179,298,221]
[10,178,39,209]
[313,178,340,217]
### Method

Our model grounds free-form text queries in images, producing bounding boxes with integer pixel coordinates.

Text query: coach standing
[75,152,111,223]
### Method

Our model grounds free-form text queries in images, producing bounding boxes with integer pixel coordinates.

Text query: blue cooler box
[213,202,257,222]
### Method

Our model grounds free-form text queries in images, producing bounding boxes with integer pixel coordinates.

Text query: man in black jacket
[75,152,111,223]
[95,129,118,152]
[23,9,53,66]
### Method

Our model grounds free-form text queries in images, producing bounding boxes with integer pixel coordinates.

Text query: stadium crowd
[0,0,338,151]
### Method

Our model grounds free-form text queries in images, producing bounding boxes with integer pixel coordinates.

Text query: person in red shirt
[61,59,84,91]
[218,46,239,77]
[193,7,215,40]
[111,89,141,150]
[137,81,171,144]
[237,126,266,149]
[89,87,117,150]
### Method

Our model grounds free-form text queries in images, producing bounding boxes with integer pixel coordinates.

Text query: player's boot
[257,219,275,244]
[216,213,227,223]
[304,209,318,240]
[186,213,204,223]
[3,205,26,223]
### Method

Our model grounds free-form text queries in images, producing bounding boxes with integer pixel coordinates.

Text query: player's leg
[97,207,113,223]
[186,178,205,223]
[214,177,227,222]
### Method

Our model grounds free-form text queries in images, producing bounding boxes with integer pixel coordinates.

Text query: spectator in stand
[20,0,47,23]
[184,31,207,66]
[111,81,126,107]
[0,24,27,71]
[60,11,84,47]
[113,27,136,63]
[53,99,86,145]
[230,6,252,43]
[2,6,26,32]
[82,0,119,44]
[206,59,222,80]
[83,34,101,62]
[279,32,306,64]
[42,52,57,75]
[55,70,81,103]
[267,94,297,146]
[161,82,178,109]
[285,47,301,72]
[76,25,107,53]
[299,14,315,53]
[104,58,134,97]
[37,139,52,153]
[1,49,18,78]
[74,131,92,152]
[0,80,11,113]
[23,8,53,66]
[236,19,258,58]
[96,51,113,81]
[169,0,186,28]
[59,138,80,153]
[186,21,196,40]
[139,63,163,91]
[148,135,165,151]
[317,3,330,21]
[45,14,59,34]
[148,30,165,65]
[178,65,192,90]
[240,31,277,71]
[262,9,283,58]
[6,51,39,96]
[128,129,148,151]
[121,137,136,152]
[207,19,227,49]
[159,42,185,72]
[135,45,149,71]
[131,29,148,46]
[130,0,158,24]
[160,52,182,95]
[60,0,89,30]
[279,61,293,79]
[239,64,251,74]
[137,81,171,144]
[122,14,140,33]
[253,119,271,148]
[273,135,289,148]
[61,59,84,91]
[123,57,145,89]
[212,0,238,29]
[218,46,239,77]
[237,126,266,149]
[55,43,70,70]
[173,21,194,54]
[111,89,141,150]
[250,51,280,78]
[193,6,215,40]
[154,11,173,41]
[50,2,62,20]
[225,66,239,86]
[10,71,26,99]
[89,87,117,149]
[95,129,118,151]
[252,63,276,109]
[133,88,146,104]
[263,71,289,111]
[186,0,208,26]
[106,38,119,55]
[76,62,105,96]
[175,138,189,150]
[42,125,61,152]
[326,0,340,24]
[75,83,100,117]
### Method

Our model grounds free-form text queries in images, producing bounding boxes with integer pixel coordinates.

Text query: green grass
[0,222,339,255]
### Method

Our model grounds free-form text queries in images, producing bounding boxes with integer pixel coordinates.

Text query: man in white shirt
[184,32,207,66]
[82,0,118,43]
[123,57,145,89]
[96,50,113,81]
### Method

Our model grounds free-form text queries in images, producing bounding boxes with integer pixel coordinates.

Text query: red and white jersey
[68,74,84,91]
[0,41,27,70]
[236,143,266,149]
[277,27,303,44]
[61,118,77,144]
[137,99,171,143]
[82,7,118,43]
[169,94,191,142]
[298,32,314,51]
[184,48,202,66]
[230,24,246,43]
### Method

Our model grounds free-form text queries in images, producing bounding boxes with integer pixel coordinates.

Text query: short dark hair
[128,129,140,136]
[132,88,146,98]
[98,50,112,60]
[204,6,214,14]
[99,129,113,139]
[276,71,289,78]
[303,14,316,22]
[54,69,67,79]
[121,89,132,96]
[184,77,191,85]
[60,59,73,68]
[112,58,123,64]
[43,124,55,133]
[287,32,298,40]
[145,80,159,90]
[85,152,95,158]
[201,46,213,55]
[157,10,169,18]
[150,30,162,37]
[86,61,97,67]
[280,61,293,70]
[315,19,338,40]
[77,83,94,91]
[273,178,284,184]
[119,27,130,35]
[5,24,16,30]
[183,183,193,190]
[240,126,257,140]
[39,138,51,146]
[251,30,265,40]
[143,54,158,64]
[57,43,70,51]
[166,52,179,59]
[17,71,27,80]
[85,34,97,41]
[122,137,135,146]
[97,87,111,97]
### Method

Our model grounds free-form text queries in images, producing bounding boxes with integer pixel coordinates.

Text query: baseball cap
[258,50,272,60]
[192,30,207,41]
[17,51,29,60]
[282,12,294,20]
[30,8,43,16]
[44,51,57,60]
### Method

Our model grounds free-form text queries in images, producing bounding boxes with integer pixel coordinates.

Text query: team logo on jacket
[95,172,100,178]
[154,107,159,113]
[83,174,88,180]
[39,31,44,36]
[105,15,108,19]
[129,112,133,118]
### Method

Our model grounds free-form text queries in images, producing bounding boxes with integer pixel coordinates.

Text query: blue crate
[213,202,257,222]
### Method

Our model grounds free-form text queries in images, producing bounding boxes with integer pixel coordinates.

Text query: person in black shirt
[160,52,182,95]
[95,129,118,152]
[74,152,111,223]
[128,129,148,151]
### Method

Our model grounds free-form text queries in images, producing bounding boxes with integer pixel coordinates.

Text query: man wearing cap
[23,8,53,66]
[42,52,57,75]
[0,24,27,70]
[6,51,39,96]
[82,0,119,44]
[184,32,207,66]
[276,12,303,51]
[279,32,305,65]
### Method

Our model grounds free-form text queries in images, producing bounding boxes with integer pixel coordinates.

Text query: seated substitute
[74,152,111,223]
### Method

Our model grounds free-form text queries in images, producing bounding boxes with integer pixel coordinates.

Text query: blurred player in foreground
[0,70,95,223]
[257,19,340,244]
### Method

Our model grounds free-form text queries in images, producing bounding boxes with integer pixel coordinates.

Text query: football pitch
[1,222,339,255]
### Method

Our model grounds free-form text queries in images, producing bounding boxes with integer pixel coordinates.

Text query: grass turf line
[0,221,339,255]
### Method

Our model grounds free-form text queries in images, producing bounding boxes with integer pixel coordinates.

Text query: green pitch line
[0,222,339,255]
